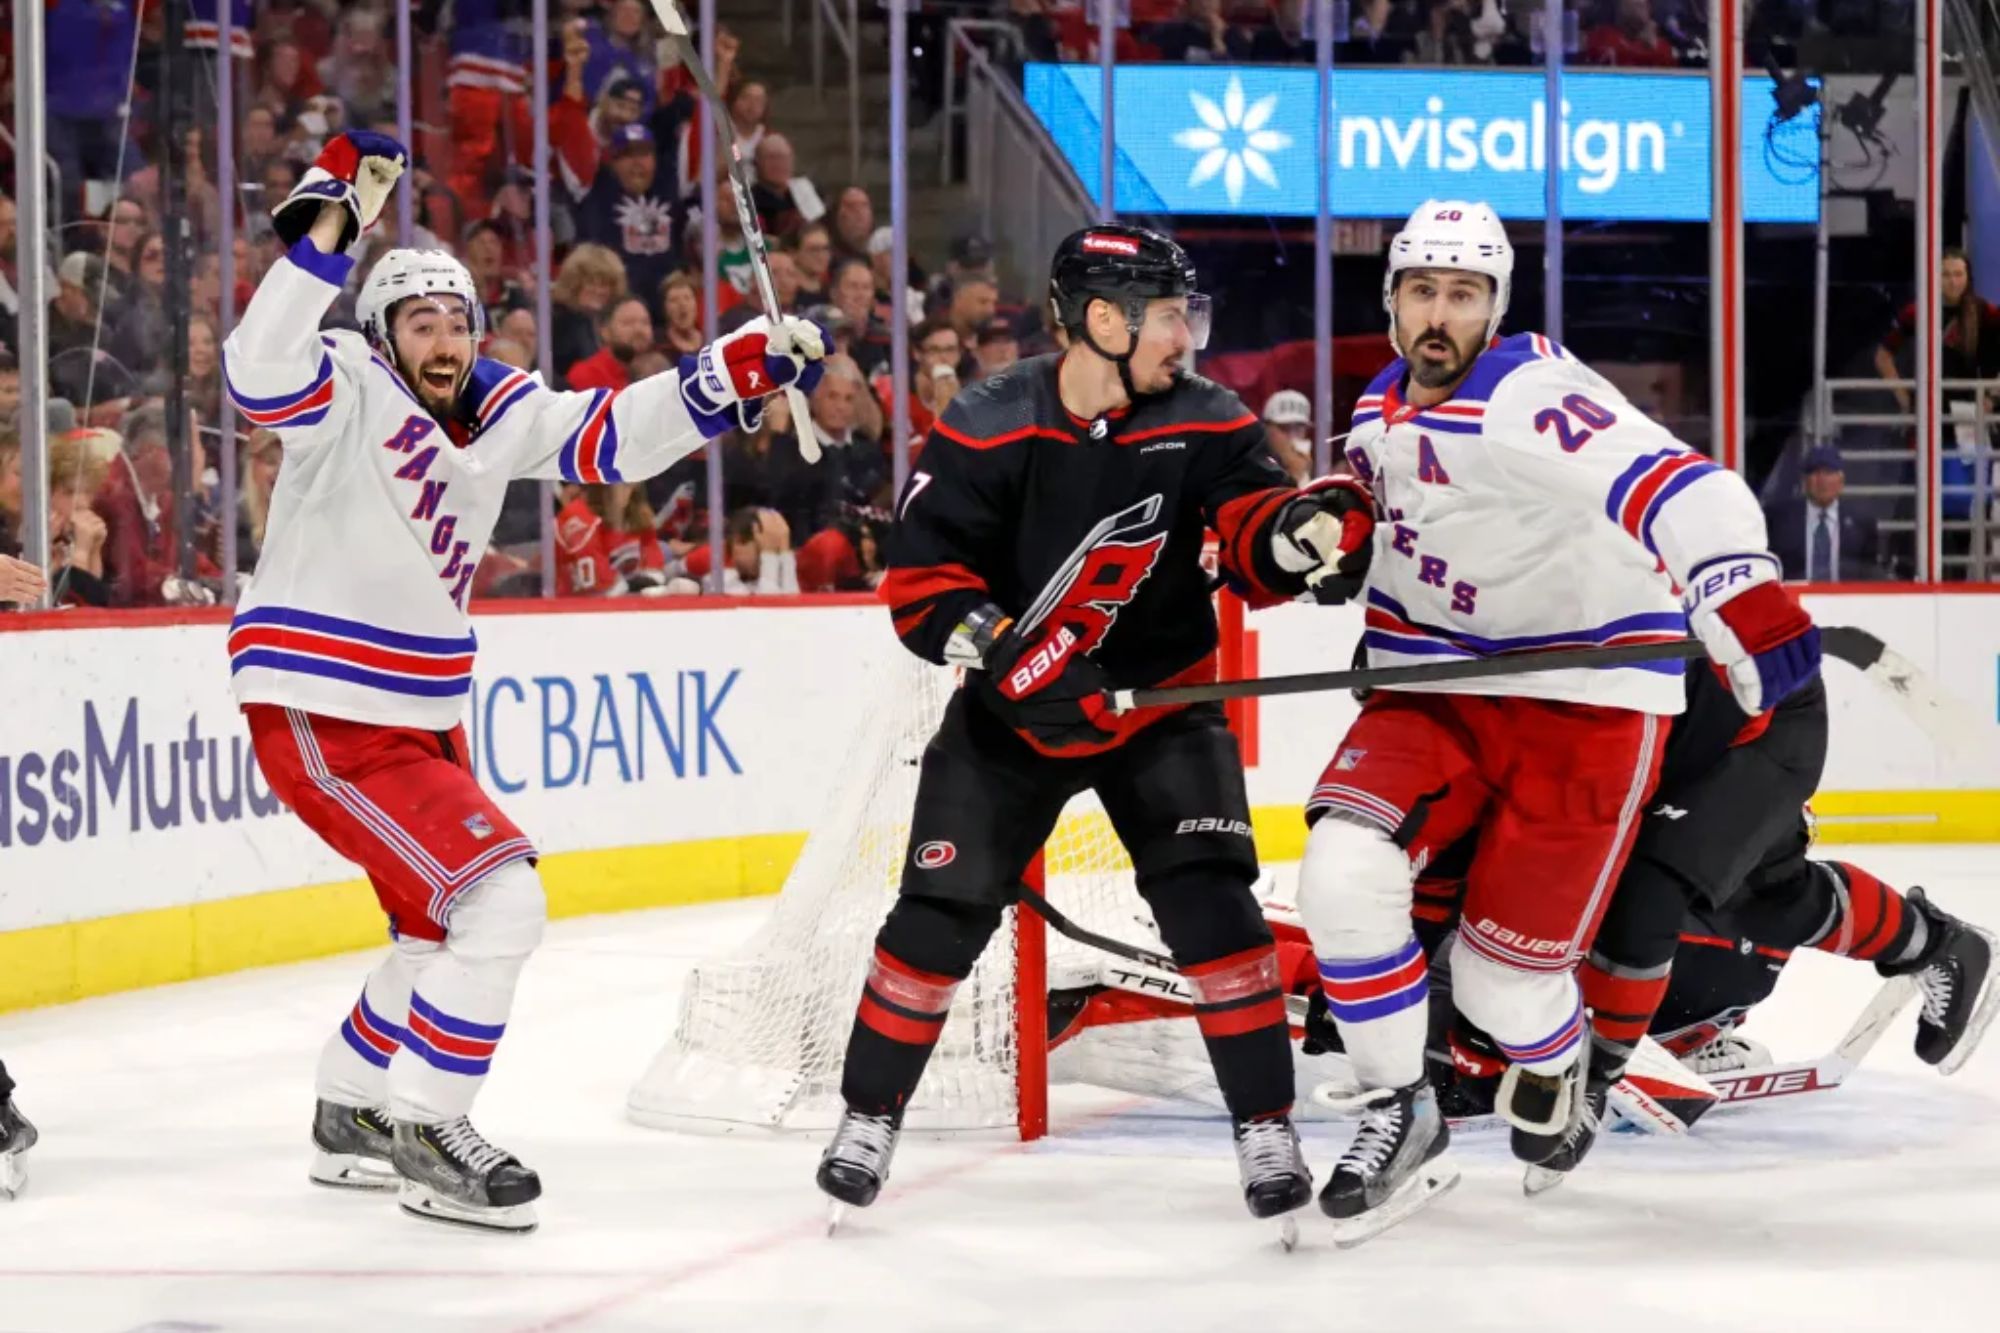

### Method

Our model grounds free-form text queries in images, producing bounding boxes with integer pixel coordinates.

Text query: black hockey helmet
[1049,225,1211,398]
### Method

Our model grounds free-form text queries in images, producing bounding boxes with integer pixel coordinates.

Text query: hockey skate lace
[834,1112,898,1174]
[1235,1119,1300,1186]
[435,1117,511,1176]
[1336,1090,1404,1176]
[1918,965,1955,1027]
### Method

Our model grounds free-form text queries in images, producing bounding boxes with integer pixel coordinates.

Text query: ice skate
[1881,888,1999,1075]
[1499,1059,1585,1165]
[1314,1080,1458,1247]
[1522,1076,1610,1197]
[0,1095,37,1200]
[392,1118,540,1233]
[1677,1027,1773,1075]
[816,1108,902,1232]
[1233,1115,1312,1250]
[309,1099,397,1191]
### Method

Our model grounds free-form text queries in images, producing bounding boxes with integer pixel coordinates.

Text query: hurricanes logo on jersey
[1026,495,1169,656]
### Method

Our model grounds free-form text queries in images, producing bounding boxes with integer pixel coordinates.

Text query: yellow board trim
[2,792,1993,1016]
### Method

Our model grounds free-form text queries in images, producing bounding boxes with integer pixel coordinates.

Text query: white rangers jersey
[1342,333,1771,715]
[223,239,710,729]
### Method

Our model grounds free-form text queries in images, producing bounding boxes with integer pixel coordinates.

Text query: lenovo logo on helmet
[1082,234,1141,256]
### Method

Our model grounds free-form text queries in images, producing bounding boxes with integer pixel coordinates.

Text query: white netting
[627,654,1143,1134]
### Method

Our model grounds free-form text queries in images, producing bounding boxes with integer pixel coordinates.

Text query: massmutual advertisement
[1024,64,1819,224]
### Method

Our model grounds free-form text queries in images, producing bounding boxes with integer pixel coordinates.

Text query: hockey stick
[1817,625,1995,760]
[647,0,822,463]
[1702,975,1918,1107]
[1107,636,1708,712]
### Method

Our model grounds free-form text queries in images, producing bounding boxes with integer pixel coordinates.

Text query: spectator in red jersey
[658,272,706,359]
[1583,0,1677,67]
[1876,247,2000,420]
[797,505,890,592]
[682,506,799,595]
[94,407,219,607]
[554,482,671,596]
[567,296,656,392]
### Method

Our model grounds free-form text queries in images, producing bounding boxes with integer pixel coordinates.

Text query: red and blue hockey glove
[273,131,408,250]
[979,616,1117,753]
[679,317,830,440]
[1271,476,1375,604]
[1684,554,1822,713]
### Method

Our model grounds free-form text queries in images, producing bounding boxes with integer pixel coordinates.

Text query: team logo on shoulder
[463,814,495,840]
[914,840,958,870]
[1335,748,1367,771]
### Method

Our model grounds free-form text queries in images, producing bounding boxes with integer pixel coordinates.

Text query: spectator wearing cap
[1763,446,1882,583]
[792,222,835,305]
[574,122,685,326]
[1262,390,1314,485]
[831,188,876,264]
[568,296,656,393]
[592,72,651,149]
[927,234,998,313]
[751,134,825,241]
[868,228,928,326]
[975,317,1022,380]
[584,0,659,109]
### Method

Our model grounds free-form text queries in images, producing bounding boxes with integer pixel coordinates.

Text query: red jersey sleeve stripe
[877,562,989,613]
[1115,413,1259,445]
[932,417,1071,450]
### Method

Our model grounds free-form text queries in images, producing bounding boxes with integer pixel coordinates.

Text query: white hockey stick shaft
[1704,975,1918,1106]
[649,0,821,463]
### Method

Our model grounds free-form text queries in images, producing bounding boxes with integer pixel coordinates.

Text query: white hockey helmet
[1381,200,1513,354]
[356,248,484,350]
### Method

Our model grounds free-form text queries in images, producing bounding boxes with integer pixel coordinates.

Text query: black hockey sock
[1145,866,1293,1120]
[840,896,1003,1117]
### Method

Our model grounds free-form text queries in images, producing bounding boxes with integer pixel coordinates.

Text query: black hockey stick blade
[1107,636,1709,712]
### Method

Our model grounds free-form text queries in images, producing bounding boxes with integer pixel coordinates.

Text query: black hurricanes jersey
[879,355,1307,752]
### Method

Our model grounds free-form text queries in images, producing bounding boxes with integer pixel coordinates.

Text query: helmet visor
[1142,291,1211,351]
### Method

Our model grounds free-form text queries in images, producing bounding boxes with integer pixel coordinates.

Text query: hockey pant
[842,691,1294,1122]
[1297,691,1664,1090]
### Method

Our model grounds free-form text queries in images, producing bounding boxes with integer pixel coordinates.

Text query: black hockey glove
[978,616,1117,753]
[1271,476,1375,605]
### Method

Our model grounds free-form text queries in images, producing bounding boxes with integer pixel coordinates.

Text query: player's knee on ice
[1297,814,1416,957]
[1452,947,1583,1075]
[447,861,548,964]
[1135,860,1271,968]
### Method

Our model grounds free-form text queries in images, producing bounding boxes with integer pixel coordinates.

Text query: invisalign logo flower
[1171,76,1292,206]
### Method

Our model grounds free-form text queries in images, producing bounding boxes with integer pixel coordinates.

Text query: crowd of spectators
[0,0,1067,610]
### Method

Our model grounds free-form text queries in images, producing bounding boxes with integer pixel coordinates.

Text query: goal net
[627,651,1156,1139]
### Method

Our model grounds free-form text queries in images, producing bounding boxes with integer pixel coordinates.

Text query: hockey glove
[1270,476,1375,604]
[273,131,408,251]
[679,317,830,440]
[979,615,1117,753]
[1683,554,1821,714]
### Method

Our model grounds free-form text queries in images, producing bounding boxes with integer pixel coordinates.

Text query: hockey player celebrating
[0,1058,33,1199]
[817,225,1374,1231]
[1296,200,1821,1241]
[225,131,825,1231]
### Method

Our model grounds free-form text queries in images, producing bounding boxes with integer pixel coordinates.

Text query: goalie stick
[646,0,821,463]
[1701,974,1919,1107]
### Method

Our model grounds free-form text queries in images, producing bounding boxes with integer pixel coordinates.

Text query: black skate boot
[1521,1071,1612,1197]
[1316,1080,1458,1247]
[0,1094,37,1200]
[817,1107,903,1229]
[1500,1059,1585,1166]
[1880,888,1999,1075]
[309,1099,397,1192]
[1233,1115,1312,1249]
[392,1118,541,1233]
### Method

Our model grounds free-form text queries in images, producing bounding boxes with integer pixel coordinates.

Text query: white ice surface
[2,845,1996,1333]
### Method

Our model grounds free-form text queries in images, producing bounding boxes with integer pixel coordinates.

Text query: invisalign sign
[1025,64,1819,224]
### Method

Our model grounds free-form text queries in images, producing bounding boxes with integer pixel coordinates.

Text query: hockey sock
[841,896,1002,1117]
[1580,951,1674,1080]
[386,862,544,1124]
[318,939,428,1108]
[1808,862,1925,965]
[1317,935,1431,1089]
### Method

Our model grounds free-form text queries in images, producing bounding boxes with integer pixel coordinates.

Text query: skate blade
[826,1200,846,1236]
[1276,1214,1300,1252]
[1522,1163,1569,1197]
[309,1151,399,1192]
[1938,929,2000,1077]
[0,1152,26,1200]
[398,1180,538,1234]
[1330,1163,1460,1249]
